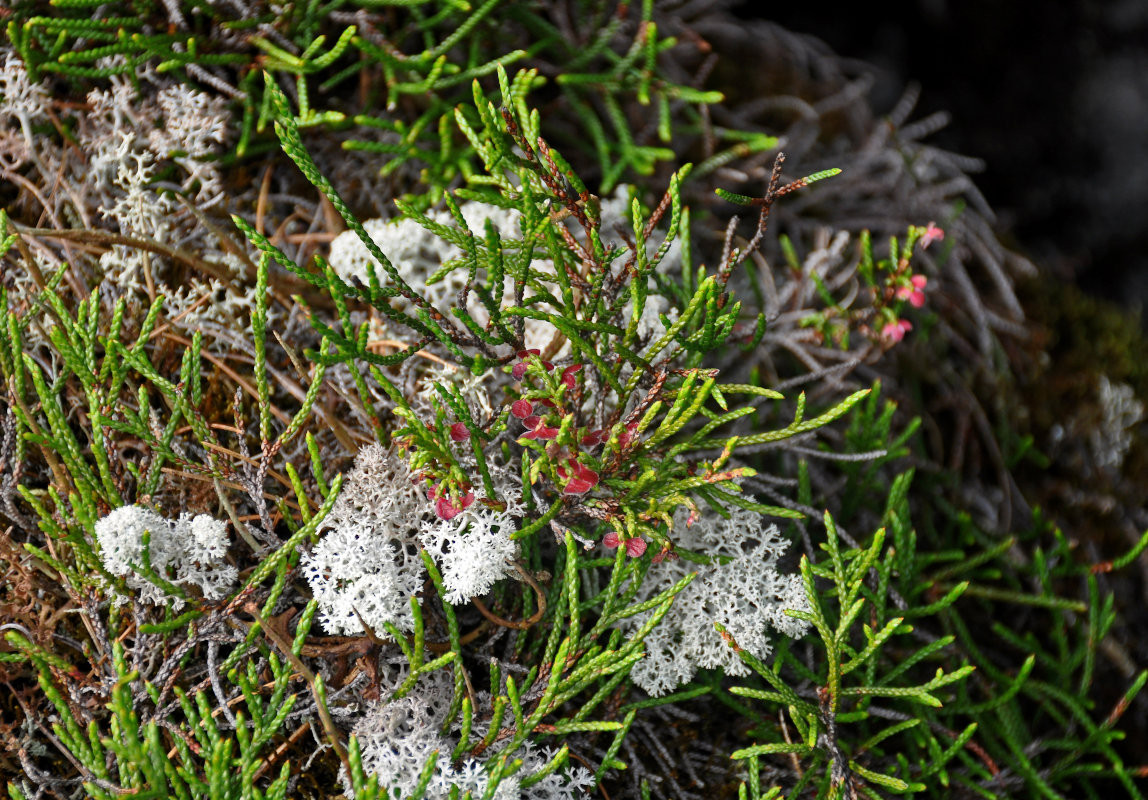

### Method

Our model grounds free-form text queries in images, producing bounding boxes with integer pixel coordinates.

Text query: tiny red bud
[603,532,620,548]
[625,538,647,558]
[449,422,470,442]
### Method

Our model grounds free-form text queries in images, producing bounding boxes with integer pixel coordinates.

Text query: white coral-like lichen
[302,445,429,636]
[303,444,523,636]
[1092,375,1144,473]
[622,506,811,696]
[343,670,593,799]
[0,53,49,123]
[94,505,237,608]
[417,502,518,606]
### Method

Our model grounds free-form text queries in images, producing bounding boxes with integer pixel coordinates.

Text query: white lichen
[344,669,593,799]
[301,445,429,636]
[303,444,524,636]
[621,506,811,696]
[94,505,237,608]
[1092,375,1144,473]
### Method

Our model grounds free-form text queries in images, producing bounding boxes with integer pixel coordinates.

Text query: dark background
[741,0,1148,322]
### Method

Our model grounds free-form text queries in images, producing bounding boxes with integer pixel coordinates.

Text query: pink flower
[449,422,470,442]
[896,274,927,308]
[511,399,534,419]
[881,319,913,343]
[603,532,620,548]
[920,222,944,249]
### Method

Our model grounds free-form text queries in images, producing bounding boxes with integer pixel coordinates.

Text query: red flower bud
[603,532,620,548]
[625,538,647,558]
[511,399,534,419]
[449,422,470,442]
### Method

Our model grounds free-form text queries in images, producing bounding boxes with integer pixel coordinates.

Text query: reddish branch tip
[560,363,583,390]
[581,429,606,447]
[602,532,646,557]
[513,349,552,379]
[561,459,599,495]
[434,490,475,521]
[617,422,640,448]
[520,416,559,440]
